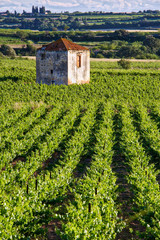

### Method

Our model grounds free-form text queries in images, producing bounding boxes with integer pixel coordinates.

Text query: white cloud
[0,0,160,13]
[46,1,79,7]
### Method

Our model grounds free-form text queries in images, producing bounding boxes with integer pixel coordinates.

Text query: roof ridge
[60,38,68,50]
[39,38,89,51]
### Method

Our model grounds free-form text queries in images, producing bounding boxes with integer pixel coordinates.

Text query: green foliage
[0,52,5,58]
[16,30,28,41]
[26,44,36,55]
[114,29,129,40]
[0,58,160,239]
[117,59,131,69]
[1,28,160,59]
[0,11,160,31]
[0,44,16,58]
[57,103,125,239]
[143,35,160,53]
[0,58,36,83]
[96,53,104,58]
[120,105,160,238]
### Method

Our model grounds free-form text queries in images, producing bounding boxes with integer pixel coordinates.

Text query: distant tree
[64,25,70,31]
[67,16,74,22]
[71,20,81,29]
[96,53,104,58]
[16,30,28,41]
[118,58,131,69]
[6,10,10,15]
[26,44,36,55]
[143,35,160,53]
[114,29,129,40]
[90,49,95,58]
[3,17,19,24]
[0,44,16,58]
[117,45,143,58]
[23,10,27,14]
[33,18,43,29]
[83,31,96,40]
[83,17,88,26]
[52,27,58,31]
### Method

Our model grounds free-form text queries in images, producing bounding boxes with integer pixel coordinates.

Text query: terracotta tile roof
[39,38,89,51]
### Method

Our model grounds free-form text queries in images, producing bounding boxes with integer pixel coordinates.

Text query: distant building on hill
[32,6,45,14]
[36,38,90,85]
[39,6,45,14]
[32,6,38,14]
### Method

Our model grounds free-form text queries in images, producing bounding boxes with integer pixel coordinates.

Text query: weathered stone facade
[36,38,90,85]
[68,50,90,85]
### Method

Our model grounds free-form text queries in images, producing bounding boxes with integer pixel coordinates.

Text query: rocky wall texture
[36,49,90,85]
[36,50,68,85]
[68,50,90,85]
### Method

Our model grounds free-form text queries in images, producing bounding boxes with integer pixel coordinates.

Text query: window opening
[77,55,81,68]
[57,54,60,60]
[51,69,53,74]
[41,53,45,60]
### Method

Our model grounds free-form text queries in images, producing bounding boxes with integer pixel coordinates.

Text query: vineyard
[0,58,160,239]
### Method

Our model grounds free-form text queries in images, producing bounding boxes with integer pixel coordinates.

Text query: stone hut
[36,38,90,85]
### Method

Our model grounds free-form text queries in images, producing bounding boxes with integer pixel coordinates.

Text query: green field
[0,58,160,239]
[0,28,160,60]
[91,60,160,69]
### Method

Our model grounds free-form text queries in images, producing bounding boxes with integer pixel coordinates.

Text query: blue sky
[0,0,160,13]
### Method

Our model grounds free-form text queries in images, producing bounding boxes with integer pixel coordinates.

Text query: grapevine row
[120,105,160,239]
[57,103,124,240]
[0,102,97,238]
[0,104,63,168]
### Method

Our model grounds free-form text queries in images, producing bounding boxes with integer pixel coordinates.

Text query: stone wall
[36,50,68,85]
[36,49,90,85]
[68,50,90,85]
